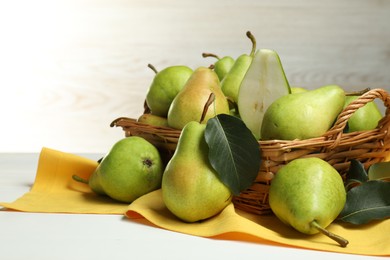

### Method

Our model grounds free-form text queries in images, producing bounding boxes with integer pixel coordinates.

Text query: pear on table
[73,136,164,203]
[161,121,232,222]
[269,157,349,247]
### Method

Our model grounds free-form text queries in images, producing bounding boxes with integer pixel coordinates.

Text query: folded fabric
[126,189,390,256]
[1,147,389,256]
[0,147,128,214]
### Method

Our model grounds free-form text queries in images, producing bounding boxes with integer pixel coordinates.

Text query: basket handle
[323,88,390,148]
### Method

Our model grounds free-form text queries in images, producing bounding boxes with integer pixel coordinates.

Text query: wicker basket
[111,88,390,215]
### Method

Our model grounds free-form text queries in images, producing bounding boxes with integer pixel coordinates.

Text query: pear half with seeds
[237,49,291,140]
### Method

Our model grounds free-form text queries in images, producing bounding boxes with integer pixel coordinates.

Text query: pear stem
[147,63,158,74]
[310,220,349,248]
[345,87,371,96]
[246,31,257,57]
[72,175,89,185]
[202,52,220,60]
[200,92,215,123]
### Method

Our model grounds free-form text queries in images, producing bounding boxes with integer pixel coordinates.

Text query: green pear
[344,95,383,132]
[202,52,235,81]
[162,121,232,222]
[221,31,257,104]
[146,64,193,117]
[261,85,345,140]
[290,86,308,93]
[167,67,230,129]
[269,157,348,247]
[72,167,105,195]
[237,49,291,140]
[95,137,163,203]
[137,113,169,128]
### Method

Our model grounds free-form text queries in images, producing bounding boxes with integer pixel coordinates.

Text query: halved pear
[237,49,291,139]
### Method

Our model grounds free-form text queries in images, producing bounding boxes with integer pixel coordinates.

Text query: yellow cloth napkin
[1,147,389,256]
[0,147,128,214]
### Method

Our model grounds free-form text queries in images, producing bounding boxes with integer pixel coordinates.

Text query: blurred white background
[0,0,389,153]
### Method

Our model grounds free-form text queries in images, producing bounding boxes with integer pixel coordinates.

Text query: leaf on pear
[368,161,390,182]
[345,159,369,191]
[205,114,261,196]
[338,180,390,225]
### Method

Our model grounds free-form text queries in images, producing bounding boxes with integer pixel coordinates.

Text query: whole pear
[202,52,235,81]
[261,85,345,140]
[98,136,164,203]
[137,113,169,128]
[162,121,232,222]
[269,157,348,247]
[221,31,257,104]
[344,95,383,132]
[146,64,193,117]
[167,67,230,129]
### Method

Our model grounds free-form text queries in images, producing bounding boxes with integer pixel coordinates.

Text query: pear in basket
[146,64,193,117]
[261,84,345,140]
[167,66,230,129]
[344,95,383,132]
[269,157,349,247]
[202,52,235,81]
[161,121,232,222]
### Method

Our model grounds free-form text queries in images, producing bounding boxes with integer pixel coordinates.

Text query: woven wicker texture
[111,88,390,215]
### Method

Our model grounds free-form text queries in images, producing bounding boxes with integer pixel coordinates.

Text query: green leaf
[338,180,390,225]
[205,114,261,196]
[368,161,390,181]
[345,159,369,190]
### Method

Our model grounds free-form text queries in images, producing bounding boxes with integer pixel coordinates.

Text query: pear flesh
[167,67,230,130]
[269,157,348,247]
[161,121,232,222]
[261,85,345,140]
[237,49,291,140]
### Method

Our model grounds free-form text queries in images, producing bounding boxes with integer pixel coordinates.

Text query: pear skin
[290,86,308,94]
[344,95,383,132]
[202,52,235,81]
[167,67,230,129]
[161,121,232,222]
[237,49,291,140]
[221,31,256,104]
[137,113,169,128]
[72,169,105,196]
[98,137,164,203]
[269,157,348,246]
[261,85,345,140]
[146,65,193,117]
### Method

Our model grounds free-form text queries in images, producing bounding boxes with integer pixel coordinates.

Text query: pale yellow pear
[167,67,230,129]
[161,121,232,222]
